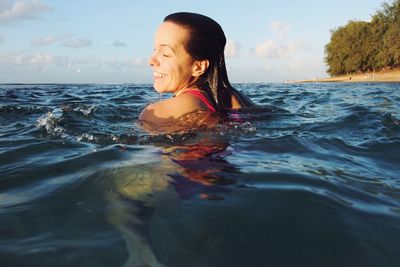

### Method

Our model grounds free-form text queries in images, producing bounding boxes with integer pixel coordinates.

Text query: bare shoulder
[139,93,205,123]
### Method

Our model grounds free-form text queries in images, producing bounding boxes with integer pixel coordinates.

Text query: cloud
[263,64,273,72]
[31,35,62,45]
[0,52,69,72]
[29,53,55,65]
[23,53,67,66]
[10,53,26,64]
[106,58,147,68]
[32,35,91,48]
[0,0,52,24]
[113,41,127,47]
[29,53,52,64]
[0,51,147,74]
[31,34,92,48]
[254,39,303,58]
[269,21,291,39]
[62,38,92,48]
[225,39,241,58]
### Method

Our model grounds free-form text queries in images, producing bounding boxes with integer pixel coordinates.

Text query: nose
[148,53,159,67]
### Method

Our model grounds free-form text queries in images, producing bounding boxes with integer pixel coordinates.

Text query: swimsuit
[182,89,216,112]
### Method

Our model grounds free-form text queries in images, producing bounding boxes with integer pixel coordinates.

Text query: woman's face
[149,21,196,94]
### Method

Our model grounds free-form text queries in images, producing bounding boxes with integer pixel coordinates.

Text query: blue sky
[0,0,385,83]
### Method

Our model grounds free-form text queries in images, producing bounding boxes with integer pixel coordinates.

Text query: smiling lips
[154,71,168,79]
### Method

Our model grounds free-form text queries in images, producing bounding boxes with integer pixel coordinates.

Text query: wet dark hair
[164,12,254,109]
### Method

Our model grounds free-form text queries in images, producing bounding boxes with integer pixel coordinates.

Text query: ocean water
[0,83,399,267]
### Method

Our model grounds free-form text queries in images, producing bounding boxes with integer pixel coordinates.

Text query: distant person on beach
[139,12,254,127]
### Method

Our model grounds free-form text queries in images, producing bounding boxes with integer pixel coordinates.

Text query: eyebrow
[160,44,176,53]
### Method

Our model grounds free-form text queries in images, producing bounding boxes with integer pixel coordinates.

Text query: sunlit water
[0,83,399,267]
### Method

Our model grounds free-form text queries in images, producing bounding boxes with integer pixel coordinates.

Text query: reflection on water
[165,138,237,200]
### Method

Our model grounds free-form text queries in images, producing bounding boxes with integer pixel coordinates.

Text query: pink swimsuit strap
[182,89,216,112]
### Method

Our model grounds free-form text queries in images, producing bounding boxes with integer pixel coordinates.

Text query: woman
[139,12,254,126]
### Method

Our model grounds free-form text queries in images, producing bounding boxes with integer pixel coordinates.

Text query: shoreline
[297,69,400,83]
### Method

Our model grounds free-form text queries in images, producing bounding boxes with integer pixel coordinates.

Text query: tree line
[324,0,400,76]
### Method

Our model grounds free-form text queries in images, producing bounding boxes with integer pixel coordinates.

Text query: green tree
[383,0,400,66]
[325,21,372,75]
[324,0,400,76]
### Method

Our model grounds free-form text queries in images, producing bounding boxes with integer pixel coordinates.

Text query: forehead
[154,21,189,50]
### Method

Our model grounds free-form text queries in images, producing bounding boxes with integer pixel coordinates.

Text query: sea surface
[0,83,399,267]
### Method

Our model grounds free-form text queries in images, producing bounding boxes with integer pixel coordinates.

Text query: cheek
[153,57,193,92]
[175,63,193,81]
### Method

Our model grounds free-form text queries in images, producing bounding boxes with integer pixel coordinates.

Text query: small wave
[68,103,97,117]
[227,105,290,121]
[228,121,257,134]
[110,95,146,103]
[0,105,51,115]
[34,104,126,144]
[35,109,138,145]
[75,132,139,145]
[302,106,398,142]
[382,113,400,134]
[35,108,69,139]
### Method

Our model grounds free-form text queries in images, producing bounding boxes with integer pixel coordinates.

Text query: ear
[191,59,209,77]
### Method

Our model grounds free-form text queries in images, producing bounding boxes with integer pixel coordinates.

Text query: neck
[175,79,200,97]
[174,87,197,97]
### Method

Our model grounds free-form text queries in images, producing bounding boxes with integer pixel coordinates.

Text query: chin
[153,83,163,93]
[153,82,171,94]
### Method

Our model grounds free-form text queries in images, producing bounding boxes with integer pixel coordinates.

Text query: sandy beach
[298,69,400,83]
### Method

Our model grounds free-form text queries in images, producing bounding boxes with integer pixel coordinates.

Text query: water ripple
[1,83,400,266]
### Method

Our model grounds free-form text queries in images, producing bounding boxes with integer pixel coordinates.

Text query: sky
[0,0,386,83]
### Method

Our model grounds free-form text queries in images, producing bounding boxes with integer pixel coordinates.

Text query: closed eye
[153,45,174,57]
